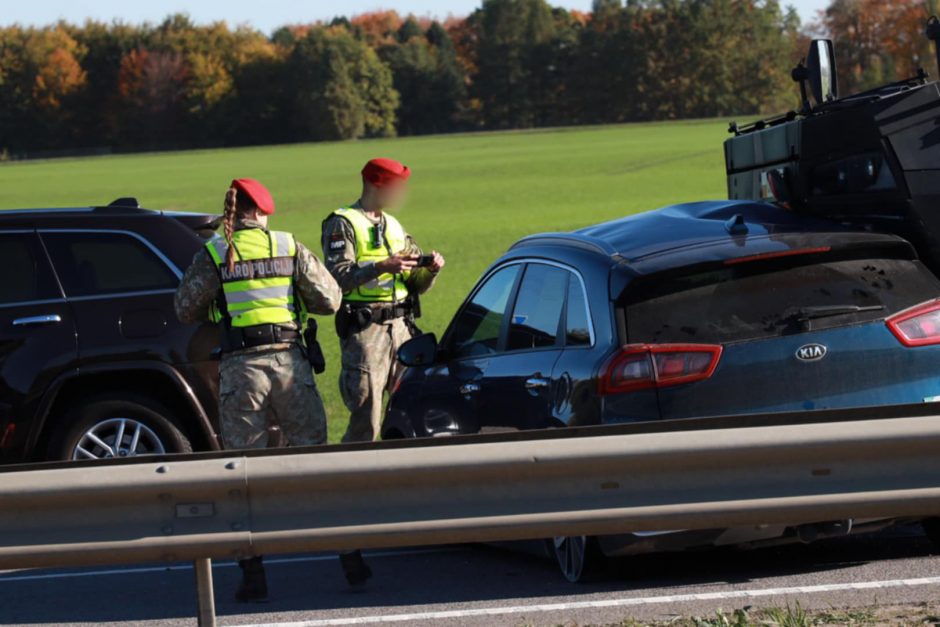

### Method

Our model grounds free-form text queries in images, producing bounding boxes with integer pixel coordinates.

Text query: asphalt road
[2,525,939,627]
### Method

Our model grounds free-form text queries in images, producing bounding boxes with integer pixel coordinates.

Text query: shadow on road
[0,525,935,625]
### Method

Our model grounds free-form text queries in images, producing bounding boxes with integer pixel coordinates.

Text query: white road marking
[0,548,463,583]
[235,575,940,627]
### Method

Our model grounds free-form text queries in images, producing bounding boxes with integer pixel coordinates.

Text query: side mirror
[806,39,838,105]
[398,333,438,367]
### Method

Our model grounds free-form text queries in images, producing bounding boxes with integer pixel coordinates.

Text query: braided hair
[221,187,260,273]
[222,187,238,273]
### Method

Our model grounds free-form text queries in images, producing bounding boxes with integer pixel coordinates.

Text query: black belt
[343,302,411,323]
[223,324,300,352]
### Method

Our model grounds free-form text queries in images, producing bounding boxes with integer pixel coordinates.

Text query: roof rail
[510,232,618,257]
[108,197,140,208]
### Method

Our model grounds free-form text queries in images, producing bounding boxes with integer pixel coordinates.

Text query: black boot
[235,556,268,602]
[339,550,372,587]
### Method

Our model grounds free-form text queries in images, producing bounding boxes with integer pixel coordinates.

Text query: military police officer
[321,158,444,584]
[322,158,444,442]
[175,178,341,602]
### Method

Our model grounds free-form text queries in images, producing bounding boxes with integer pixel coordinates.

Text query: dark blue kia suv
[385,199,940,581]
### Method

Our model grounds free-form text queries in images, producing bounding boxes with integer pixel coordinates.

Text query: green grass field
[0,120,732,442]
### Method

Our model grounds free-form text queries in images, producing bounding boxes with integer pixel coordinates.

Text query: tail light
[724,246,831,266]
[0,423,14,449]
[886,299,940,347]
[599,344,723,395]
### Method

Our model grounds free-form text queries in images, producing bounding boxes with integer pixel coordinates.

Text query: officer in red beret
[175,179,342,602]
[321,158,444,585]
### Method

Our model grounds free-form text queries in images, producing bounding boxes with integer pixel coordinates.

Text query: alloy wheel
[553,535,589,583]
[71,417,166,460]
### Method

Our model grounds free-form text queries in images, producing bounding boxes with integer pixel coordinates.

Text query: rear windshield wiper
[797,304,885,321]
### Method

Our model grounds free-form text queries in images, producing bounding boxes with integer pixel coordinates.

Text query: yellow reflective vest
[205,228,300,327]
[334,207,410,303]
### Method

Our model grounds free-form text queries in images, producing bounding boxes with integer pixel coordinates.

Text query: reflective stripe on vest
[205,229,298,327]
[333,207,409,303]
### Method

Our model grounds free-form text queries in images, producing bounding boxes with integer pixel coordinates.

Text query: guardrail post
[194,558,216,627]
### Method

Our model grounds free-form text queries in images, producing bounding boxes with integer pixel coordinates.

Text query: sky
[2,0,829,33]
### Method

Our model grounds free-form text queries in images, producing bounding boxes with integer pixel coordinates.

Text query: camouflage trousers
[219,345,327,449]
[339,318,412,442]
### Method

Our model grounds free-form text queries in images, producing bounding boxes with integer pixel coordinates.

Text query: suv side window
[0,233,60,305]
[507,264,568,351]
[565,274,592,347]
[449,264,521,359]
[41,232,179,298]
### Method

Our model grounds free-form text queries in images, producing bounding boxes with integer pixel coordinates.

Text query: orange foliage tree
[819,0,931,93]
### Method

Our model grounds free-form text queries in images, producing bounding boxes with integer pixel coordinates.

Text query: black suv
[0,200,222,464]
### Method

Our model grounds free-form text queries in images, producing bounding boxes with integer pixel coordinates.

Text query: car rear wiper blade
[798,304,885,320]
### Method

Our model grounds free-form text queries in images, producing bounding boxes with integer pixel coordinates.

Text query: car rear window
[625,257,940,344]
[41,232,179,298]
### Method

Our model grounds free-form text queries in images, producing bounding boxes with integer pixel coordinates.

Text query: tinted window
[449,265,520,358]
[0,234,60,305]
[565,275,592,347]
[507,264,568,351]
[42,232,178,297]
[626,258,940,344]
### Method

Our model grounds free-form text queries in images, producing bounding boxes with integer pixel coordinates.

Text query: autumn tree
[287,27,399,140]
[115,47,190,147]
[378,21,468,134]
[473,0,558,129]
[0,26,88,152]
[819,0,930,93]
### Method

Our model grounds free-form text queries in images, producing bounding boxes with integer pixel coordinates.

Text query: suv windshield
[625,257,940,344]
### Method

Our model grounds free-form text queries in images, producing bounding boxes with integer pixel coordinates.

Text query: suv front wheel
[51,395,193,461]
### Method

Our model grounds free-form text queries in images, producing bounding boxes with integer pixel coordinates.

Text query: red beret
[362,158,411,188]
[231,178,275,215]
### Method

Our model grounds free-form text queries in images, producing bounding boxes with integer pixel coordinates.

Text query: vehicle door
[38,230,183,366]
[0,231,78,462]
[549,270,613,427]
[416,263,523,436]
[471,262,569,432]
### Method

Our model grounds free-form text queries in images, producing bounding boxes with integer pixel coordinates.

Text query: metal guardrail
[2,414,940,625]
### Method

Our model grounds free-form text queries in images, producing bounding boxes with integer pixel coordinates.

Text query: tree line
[0,0,931,157]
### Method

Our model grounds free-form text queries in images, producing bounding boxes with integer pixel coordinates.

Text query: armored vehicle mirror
[806,39,838,105]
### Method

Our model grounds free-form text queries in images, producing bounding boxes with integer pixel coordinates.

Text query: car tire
[547,535,606,583]
[923,518,940,549]
[50,395,193,461]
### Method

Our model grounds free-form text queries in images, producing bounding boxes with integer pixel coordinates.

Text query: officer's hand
[376,254,418,275]
[429,251,445,273]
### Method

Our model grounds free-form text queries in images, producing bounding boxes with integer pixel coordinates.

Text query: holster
[335,304,373,340]
[303,321,327,374]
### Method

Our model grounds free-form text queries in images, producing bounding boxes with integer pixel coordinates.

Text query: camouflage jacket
[320,204,438,298]
[174,219,342,325]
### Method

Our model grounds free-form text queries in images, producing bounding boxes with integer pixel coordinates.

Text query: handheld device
[416,254,434,268]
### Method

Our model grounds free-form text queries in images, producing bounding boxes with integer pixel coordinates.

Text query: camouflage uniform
[322,205,437,442]
[175,219,342,449]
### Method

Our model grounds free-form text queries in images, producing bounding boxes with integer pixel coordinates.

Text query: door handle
[525,377,550,390]
[12,314,62,327]
[459,382,480,395]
